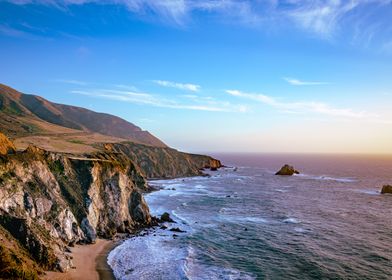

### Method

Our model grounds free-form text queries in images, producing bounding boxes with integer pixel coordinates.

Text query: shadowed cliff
[107,142,222,179]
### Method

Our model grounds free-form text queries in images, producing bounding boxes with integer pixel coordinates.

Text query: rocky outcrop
[275,164,300,176]
[381,185,392,194]
[0,132,16,155]
[107,142,223,179]
[0,135,152,274]
[160,212,174,223]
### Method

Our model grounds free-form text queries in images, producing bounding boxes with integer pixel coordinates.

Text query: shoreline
[44,239,117,280]
[96,240,118,280]
[44,173,216,280]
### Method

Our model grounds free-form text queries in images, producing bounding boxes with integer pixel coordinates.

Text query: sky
[1,0,392,154]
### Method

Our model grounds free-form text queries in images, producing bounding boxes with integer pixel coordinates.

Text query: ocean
[108,153,392,280]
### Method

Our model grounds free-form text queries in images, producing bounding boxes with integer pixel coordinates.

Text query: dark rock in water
[173,234,178,238]
[381,185,392,194]
[161,212,174,223]
[160,225,168,230]
[210,167,218,171]
[169,227,186,233]
[275,164,300,176]
[233,167,238,172]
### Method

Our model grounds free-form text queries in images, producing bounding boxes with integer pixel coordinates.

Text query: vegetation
[0,245,40,280]
[67,139,85,145]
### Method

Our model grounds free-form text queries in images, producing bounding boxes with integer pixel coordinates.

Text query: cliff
[107,142,223,179]
[0,133,152,278]
[0,85,223,278]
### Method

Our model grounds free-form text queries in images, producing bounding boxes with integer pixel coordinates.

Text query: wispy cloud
[282,1,359,37]
[114,84,139,91]
[0,24,37,39]
[54,79,88,86]
[4,0,392,47]
[72,88,247,113]
[226,89,377,119]
[283,77,328,86]
[153,80,201,92]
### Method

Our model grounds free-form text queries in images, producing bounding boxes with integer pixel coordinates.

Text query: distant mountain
[0,84,166,147]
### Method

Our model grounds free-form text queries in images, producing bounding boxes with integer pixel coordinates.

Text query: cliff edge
[0,133,152,278]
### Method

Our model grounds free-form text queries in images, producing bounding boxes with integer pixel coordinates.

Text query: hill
[0,83,222,179]
[0,84,166,147]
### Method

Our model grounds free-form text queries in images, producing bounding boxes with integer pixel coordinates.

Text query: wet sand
[44,239,117,280]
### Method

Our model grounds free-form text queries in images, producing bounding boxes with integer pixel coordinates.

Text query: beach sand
[44,239,117,280]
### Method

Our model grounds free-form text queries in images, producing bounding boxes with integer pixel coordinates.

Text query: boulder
[160,212,174,223]
[169,227,186,233]
[381,185,392,194]
[275,164,299,176]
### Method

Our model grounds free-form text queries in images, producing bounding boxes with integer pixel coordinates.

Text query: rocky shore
[0,132,222,279]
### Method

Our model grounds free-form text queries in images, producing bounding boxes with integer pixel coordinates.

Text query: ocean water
[108,154,392,280]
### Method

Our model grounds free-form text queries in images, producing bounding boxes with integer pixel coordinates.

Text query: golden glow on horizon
[164,119,392,154]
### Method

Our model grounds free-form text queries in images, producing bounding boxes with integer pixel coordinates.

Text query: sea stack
[275,164,300,176]
[381,185,392,194]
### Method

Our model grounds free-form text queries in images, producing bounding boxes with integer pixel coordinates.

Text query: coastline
[44,239,117,280]
[43,174,216,280]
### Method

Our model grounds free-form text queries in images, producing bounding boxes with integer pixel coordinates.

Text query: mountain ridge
[0,83,223,278]
[0,83,166,147]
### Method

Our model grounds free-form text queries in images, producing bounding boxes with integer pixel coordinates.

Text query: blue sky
[1,0,392,153]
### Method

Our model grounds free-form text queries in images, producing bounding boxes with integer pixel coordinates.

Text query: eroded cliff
[0,133,151,277]
[107,142,222,179]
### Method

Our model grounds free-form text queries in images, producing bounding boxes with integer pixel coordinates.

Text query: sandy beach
[44,239,117,280]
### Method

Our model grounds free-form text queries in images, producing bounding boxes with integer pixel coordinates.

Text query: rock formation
[275,164,300,176]
[381,185,392,194]
[160,212,174,223]
[0,132,16,155]
[107,143,222,179]
[0,133,152,274]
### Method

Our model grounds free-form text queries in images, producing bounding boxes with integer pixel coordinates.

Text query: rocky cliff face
[0,133,151,276]
[0,132,16,155]
[108,142,223,179]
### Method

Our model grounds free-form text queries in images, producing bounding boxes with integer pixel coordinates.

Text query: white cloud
[153,80,201,92]
[0,24,40,39]
[72,88,247,112]
[55,79,88,86]
[283,77,328,86]
[4,0,392,53]
[283,1,359,37]
[226,89,377,119]
[4,0,392,45]
[114,84,139,91]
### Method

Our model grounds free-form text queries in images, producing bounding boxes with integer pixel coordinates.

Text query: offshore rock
[381,185,392,194]
[160,212,174,223]
[275,164,300,176]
